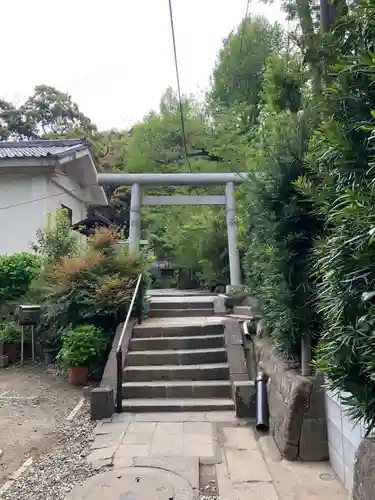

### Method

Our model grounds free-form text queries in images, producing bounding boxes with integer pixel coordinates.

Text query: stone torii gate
[97,172,246,286]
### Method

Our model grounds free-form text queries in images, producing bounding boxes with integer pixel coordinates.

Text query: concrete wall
[253,338,328,461]
[0,173,87,255]
[0,174,48,254]
[325,388,367,491]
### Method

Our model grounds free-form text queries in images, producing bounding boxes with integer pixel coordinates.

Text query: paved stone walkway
[67,411,348,500]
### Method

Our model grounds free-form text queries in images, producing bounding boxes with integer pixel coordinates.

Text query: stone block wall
[353,437,375,500]
[253,338,328,461]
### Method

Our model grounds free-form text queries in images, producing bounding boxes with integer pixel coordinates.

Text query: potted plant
[57,324,108,385]
[34,305,61,364]
[43,341,59,365]
[39,327,60,365]
[0,318,22,363]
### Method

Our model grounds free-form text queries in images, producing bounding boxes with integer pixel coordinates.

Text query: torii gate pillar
[128,182,141,254]
[225,181,241,286]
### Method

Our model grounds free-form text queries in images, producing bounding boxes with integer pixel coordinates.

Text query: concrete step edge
[122,380,232,387]
[150,307,214,312]
[130,334,225,341]
[124,362,229,371]
[149,303,214,310]
[127,348,227,356]
[121,398,235,411]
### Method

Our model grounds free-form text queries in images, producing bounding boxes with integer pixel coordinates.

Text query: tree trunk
[294,0,321,94]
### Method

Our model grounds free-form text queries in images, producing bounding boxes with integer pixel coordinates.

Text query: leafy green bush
[0,318,22,343]
[0,253,41,303]
[31,207,80,263]
[40,227,146,335]
[57,324,108,368]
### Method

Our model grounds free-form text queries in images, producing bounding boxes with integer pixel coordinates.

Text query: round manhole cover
[66,466,195,500]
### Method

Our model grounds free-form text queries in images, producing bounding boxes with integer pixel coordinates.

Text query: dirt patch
[0,363,82,486]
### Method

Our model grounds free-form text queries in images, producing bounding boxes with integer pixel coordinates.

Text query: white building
[0,139,107,255]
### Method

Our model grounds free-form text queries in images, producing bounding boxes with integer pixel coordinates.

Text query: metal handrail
[116,273,143,413]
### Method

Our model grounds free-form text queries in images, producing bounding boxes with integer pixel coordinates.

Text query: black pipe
[256,371,269,432]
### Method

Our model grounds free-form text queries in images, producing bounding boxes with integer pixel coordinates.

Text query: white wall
[325,389,367,491]
[0,173,87,255]
[46,177,87,224]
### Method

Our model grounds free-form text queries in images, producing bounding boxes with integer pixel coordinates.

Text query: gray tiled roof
[0,139,88,159]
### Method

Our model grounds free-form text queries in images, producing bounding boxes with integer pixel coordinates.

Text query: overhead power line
[167,0,192,171]
[0,183,98,212]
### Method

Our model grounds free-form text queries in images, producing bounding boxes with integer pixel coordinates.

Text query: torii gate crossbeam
[97,173,247,286]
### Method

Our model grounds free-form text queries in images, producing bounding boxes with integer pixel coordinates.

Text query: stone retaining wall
[353,437,375,500]
[252,338,328,461]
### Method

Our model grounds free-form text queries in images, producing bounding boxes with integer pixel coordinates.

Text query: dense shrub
[0,252,41,303]
[241,56,323,362]
[0,318,22,343]
[57,324,108,368]
[301,0,375,430]
[40,227,146,336]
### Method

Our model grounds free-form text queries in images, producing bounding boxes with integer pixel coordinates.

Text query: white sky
[2,0,285,131]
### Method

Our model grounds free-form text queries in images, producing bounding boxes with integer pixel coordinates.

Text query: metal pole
[128,182,141,255]
[21,326,24,364]
[31,325,35,362]
[116,349,123,413]
[225,182,241,286]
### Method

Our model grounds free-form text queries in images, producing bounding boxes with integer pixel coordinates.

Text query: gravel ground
[0,363,82,485]
[199,464,219,500]
[2,406,96,500]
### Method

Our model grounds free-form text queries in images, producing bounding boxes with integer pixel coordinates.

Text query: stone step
[122,380,232,399]
[121,397,235,413]
[129,334,225,351]
[149,301,214,310]
[123,362,230,381]
[133,323,224,338]
[126,348,227,366]
[148,308,214,318]
[226,314,252,322]
[233,305,254,317]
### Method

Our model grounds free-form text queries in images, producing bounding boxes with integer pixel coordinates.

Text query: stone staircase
[121,295,235,412]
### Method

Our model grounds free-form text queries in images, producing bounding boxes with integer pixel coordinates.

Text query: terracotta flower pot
[4,342,20,363]
[68,366,88,385]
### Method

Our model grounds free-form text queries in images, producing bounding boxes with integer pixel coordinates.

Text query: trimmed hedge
[0,252,41,303]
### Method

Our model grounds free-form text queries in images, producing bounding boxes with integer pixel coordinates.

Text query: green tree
[0,99,35,140]
[31,207,80,263]
[123,87,229,282]
[209,15,284,127]
[240,50,323,361]
[21,85,95,137]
